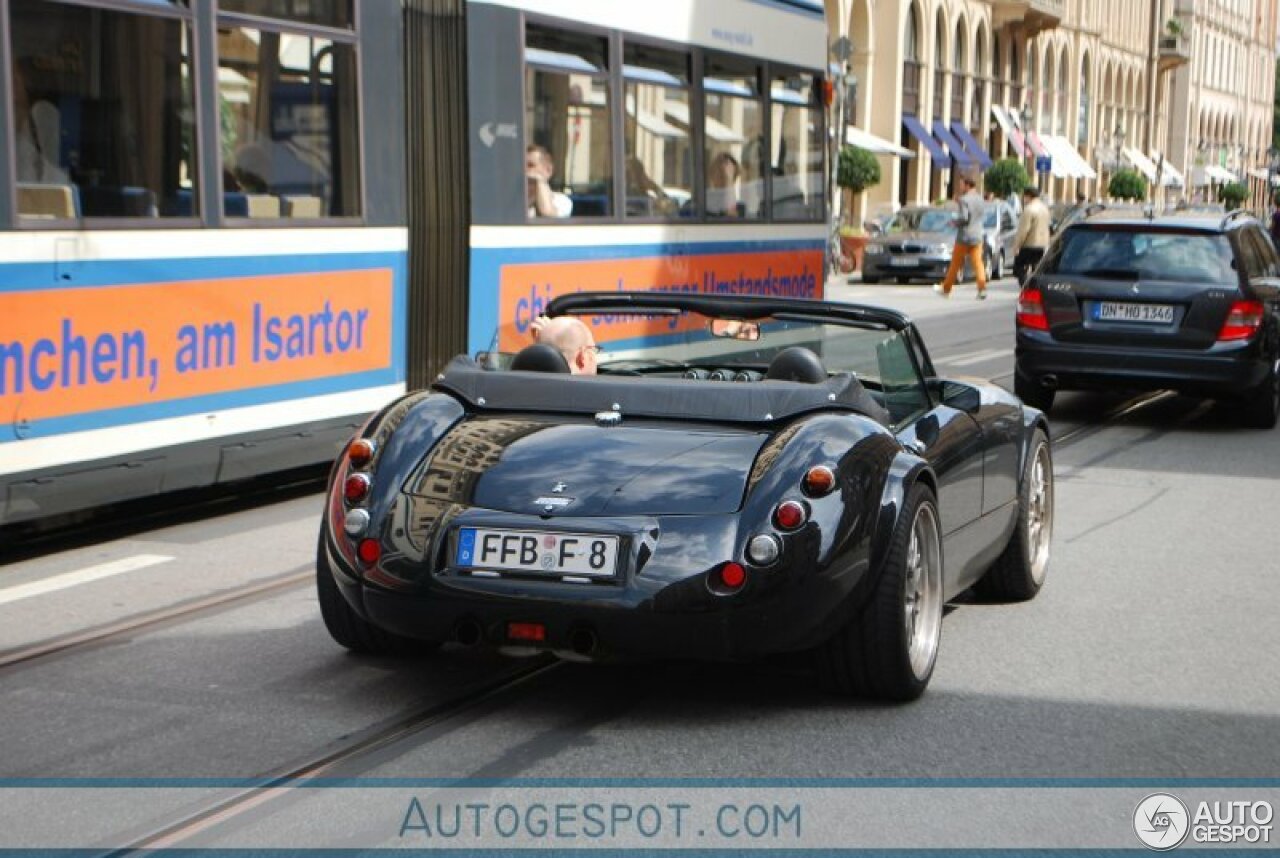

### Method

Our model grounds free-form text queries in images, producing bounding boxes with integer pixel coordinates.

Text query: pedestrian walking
[933,174,988,299]
[1013,185,1051,284]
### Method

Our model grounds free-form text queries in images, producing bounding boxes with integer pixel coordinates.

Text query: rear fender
[868,452,935,586]
[325,392,467,572]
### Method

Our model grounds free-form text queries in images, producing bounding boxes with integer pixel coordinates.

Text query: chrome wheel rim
[1027,443,1054,585]
[903,503,943,679]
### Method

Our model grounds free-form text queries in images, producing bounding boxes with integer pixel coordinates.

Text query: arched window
[904,5,920,61]
[1078,55,1091,143]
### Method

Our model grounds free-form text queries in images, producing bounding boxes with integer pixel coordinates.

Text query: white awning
[1155,156,1185,189]
[1122,147,1158,182]
[1248,168,1269,181]
[845,125,915,159]
[663,101,743,144]
[1202,165,1239,183]
[626,95,687,139]
[1040,135,1097,180]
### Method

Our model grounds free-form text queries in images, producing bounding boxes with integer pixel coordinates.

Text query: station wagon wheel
[1241,363,1279,429]
[816,483,942,701]
[977,428,1053,601]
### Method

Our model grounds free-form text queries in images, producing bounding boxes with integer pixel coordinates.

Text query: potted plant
[985,158,1031,200]
[1218,181,1248,209]
[1108,168,1148,202]
[1165,17,1183,37]
[836,145,882,272]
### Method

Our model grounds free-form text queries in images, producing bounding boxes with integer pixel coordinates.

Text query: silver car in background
[862,203,1017,284]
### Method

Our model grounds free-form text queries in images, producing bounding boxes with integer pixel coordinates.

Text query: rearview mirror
[709,319,761,341]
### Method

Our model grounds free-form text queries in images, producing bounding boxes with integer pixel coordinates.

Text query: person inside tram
[526,144,573,218]
[625,155,675,216]
[11,60,69,185]
[706,151,741,217]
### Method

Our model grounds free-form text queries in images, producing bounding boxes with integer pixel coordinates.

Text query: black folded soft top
[432,357,891,427]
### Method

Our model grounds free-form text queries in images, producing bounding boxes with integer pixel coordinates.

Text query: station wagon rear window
[1045,228,1235,283]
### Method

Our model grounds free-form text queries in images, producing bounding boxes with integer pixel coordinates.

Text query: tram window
[525,26,612,219]
[622,43,691,220]
[217,1,352,29]
[769,71,823,222]
[703,56,763,220]
[218,27,361,218]
[9,0,197,220]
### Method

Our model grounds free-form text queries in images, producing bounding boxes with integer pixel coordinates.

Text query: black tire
[897,277,911,284]
[1015,371,1056,414]
[862,276,881,284]
[976,429,1053,602]
[316,531,441,656]
[816,483,943,702]
[1241,365,1279,429]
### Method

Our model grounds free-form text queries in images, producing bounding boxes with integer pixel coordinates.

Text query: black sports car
[318,293,1053,701]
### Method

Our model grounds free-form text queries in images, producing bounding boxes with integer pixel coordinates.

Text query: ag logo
[1134,793,1190,850]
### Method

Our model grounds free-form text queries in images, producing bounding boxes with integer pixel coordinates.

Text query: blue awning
[932,120,975,169]
[950,121,994,170]
[902,115,950,168]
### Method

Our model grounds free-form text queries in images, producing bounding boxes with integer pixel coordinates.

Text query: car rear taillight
[773,500,808,531]
[1016,287,1049,331]
[1217,300,1264,342]
[802,465,836,497]
[357,538,381,566]
[348,438,376,468]
[344,472,371,503]
[718,562,746,590]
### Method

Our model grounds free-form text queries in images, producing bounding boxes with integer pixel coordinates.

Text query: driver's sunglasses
[582,344,604,356]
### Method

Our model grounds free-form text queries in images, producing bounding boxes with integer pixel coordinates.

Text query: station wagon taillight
[1016,287,1049,331]
[1217,300,1264,342]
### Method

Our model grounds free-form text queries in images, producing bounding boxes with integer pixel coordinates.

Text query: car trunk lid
[404,416,769,516]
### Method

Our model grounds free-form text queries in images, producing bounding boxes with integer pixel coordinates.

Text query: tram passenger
[526,144,572,218]
[12,61,69,184]
[706,151,741,218]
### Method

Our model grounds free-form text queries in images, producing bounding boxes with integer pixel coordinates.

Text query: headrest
[766,346,827,384]
[510,343,571,373]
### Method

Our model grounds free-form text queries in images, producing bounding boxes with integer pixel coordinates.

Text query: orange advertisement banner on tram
[0,270,394,423]
[496,249,824,352]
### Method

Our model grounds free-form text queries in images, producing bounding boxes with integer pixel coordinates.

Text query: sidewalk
[824,271,1019,323]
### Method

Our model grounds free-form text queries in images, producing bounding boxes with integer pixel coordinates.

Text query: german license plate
[455,528,619,577]
[1094,301,1175,324]
[890,257,918,267]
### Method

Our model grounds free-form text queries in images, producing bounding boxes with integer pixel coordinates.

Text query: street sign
[1035,155,1053,174]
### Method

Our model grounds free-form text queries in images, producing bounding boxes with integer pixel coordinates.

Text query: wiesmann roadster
[318,292,1053,701]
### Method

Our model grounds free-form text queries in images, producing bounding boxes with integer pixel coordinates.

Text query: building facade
[825,0,1278,217]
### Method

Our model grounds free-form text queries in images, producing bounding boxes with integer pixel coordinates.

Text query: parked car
[1015,209,1280,427]
[318,292,1054,701]
[862,203,1015,284]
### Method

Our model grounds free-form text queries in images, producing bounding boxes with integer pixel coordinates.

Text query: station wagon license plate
[1094,301,1175,324]
[455,528,619,577]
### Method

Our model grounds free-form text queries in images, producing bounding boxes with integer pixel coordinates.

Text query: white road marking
[943,348,1014,367]
[0,554,174,607]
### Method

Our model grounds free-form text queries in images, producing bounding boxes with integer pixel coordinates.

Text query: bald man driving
[535,316,600,375]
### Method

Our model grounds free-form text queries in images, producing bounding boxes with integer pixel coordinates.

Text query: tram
[0,0,828,527]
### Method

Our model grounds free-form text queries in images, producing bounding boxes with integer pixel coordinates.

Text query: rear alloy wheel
[1241,364,1280,429]
[1015,371,1056,414]
[982,249,993,283]
[316,531,441,656]
[817,483,943,701]
[977,430,1053,601]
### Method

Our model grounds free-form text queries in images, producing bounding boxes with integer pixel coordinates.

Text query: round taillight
[719,562,746,589]
[348,438,376,468]
[746,534,781,567]
[773,500,808,531]
[802,465,836,497]
[343,508,370,537]
[344,472,371,503]
[357,538,381,565]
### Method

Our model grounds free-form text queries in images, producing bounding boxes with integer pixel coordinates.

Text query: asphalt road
[2,276,1277,843]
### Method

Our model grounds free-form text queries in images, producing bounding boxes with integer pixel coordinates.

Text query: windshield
[1043,228,1236,282]
[886,209,953,234]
